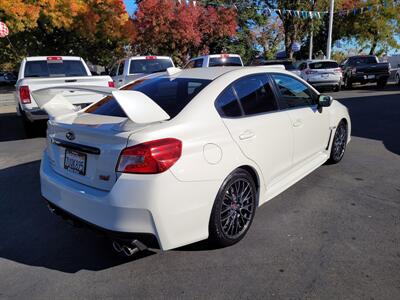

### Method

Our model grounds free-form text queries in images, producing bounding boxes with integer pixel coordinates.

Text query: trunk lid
[46,113,148,191]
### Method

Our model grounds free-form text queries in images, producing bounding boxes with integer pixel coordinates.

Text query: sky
[123,0,137,17]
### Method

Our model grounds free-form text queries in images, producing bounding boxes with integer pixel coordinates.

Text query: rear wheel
[333,83,341,92]
[209,169,257,247]
[377,78,387,89]
[344,76,352,89]
[328,120,348,164]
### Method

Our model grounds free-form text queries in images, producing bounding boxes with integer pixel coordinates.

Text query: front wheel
[328,121,348,164]
[209,169,257,247]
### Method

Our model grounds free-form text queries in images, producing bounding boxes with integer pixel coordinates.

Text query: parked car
[250,59,301,76]
[110,56,175,88]
[395,66,400,86]
[340,55,390,89]
[37,66,351,255]
[0,72,17,85]
[184,54,243,68]
[298,60,342,92]
[15,56,114,137]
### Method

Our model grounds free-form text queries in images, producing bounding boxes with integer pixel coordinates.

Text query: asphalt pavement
[0,83,399,299]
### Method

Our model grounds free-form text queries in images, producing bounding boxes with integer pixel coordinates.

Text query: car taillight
[146,56,157,60]
[116,138,182,174]
[108,81,115,88]
[220,54,230,58]
[19,86,31,104]
[334,68,342,73]
[47,56,62,61]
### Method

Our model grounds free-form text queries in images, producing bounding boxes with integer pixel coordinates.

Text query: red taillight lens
[334,68,342,74]
[116,138,182,174]
[108,81,115,88]
[146,56,157,60]
[47,56,62,61]
[19,86,31,104]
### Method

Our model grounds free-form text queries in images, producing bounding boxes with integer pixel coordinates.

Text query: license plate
[64,149,87,175]
[321,73,329,78]
[365,75,375,79]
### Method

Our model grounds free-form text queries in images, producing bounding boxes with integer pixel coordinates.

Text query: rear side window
[216,86,242,117]
[272,74,314,108]
[86,77,211,119]
[24,60,87,77]
[209,57,242,67]
[234,74,277,115]
[309,61,339,69]
[129,59,173,74]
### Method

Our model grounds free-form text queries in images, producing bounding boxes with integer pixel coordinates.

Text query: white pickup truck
[15,56,114,136]
[110,56,175,88]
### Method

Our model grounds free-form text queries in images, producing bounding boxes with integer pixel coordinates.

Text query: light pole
[326,0,334,59]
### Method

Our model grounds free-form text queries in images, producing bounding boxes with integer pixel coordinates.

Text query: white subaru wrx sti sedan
[38,66,351,254]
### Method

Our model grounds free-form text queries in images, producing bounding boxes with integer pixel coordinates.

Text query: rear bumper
[350,74,389,82]
[308,80,340,87]
[40,152,221,250]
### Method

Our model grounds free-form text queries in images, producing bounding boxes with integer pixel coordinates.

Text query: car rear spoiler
[31,85,170,124]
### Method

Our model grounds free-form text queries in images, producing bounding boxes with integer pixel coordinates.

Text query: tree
[0,0,132,70]
[334,0,400,55]
[131,0,237,66]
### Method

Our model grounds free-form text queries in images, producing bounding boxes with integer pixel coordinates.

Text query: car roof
[306,59,337,63]
[127,56,172,60]
[161,66,286,80]
[190,54,241,60]
[25,56,82,61]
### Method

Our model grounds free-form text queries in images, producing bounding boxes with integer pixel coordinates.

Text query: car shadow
[0,161,156,273]
[0,112,46,142]
[338,92,400,156]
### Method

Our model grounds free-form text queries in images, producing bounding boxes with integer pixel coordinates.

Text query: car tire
[333,83,341,92]
[208,168,257,248]
[21,113,38,138]
[377,78,387,89]
[328,120,348,164]
[344,76,352,89]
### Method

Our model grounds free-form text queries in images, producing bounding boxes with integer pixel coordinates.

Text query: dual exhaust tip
[112,240,148,257]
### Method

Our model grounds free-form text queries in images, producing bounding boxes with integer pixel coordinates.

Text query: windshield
[129,59,173,74]
[209,57,242,67]
[309,61,339,69]
[24,60,88,78]
[86,77,211,119]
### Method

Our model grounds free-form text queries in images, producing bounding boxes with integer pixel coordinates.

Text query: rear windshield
[86,77,211,119]
[350,56,377,65]
[309,61,339,69]
[209,57,242,67]
[24,60,88,78]
[129,59,173,74]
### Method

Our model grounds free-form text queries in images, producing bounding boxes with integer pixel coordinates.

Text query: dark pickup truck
[340,55,390,89]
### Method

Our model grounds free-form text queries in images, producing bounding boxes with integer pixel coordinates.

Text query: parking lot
[0,84,399,299]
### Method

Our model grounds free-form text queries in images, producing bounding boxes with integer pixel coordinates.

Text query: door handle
[239,130,255,140]
[293,119,303,127]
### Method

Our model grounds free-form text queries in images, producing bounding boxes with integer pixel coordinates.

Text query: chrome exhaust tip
[112,239,147,257]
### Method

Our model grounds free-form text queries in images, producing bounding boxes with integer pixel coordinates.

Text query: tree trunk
[369,40,377,55]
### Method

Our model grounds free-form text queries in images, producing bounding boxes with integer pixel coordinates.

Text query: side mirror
[318,95,333,107]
